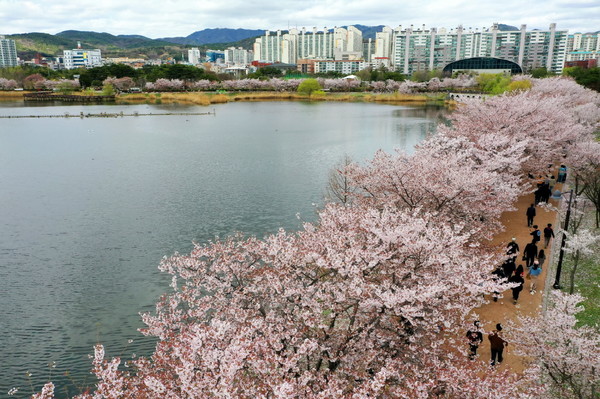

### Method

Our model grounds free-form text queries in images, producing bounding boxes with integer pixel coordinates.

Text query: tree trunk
[568,251,580,295]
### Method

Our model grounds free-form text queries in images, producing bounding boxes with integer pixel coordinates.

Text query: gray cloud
[0,0,597,37]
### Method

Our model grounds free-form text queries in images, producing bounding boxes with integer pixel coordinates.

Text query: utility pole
[553,189,574,289]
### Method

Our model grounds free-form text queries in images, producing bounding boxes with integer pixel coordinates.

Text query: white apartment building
[378,23,568,75]
[0,36,18,67]
[253,26,363,64]
[224,47,252,65]
[314,60,368,74]
[63,42,102,69]
[566,32,599,62]
[188,48,201,65]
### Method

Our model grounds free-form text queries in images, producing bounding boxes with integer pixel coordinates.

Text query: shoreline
[0,90,454,107]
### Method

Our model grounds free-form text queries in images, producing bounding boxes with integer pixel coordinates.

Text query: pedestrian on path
[557,165,567,183]
[537,249,546,268]
[506,238,519,262]
[466,321,483,360]
[502,258,516,280]
[527,261,542,293]
[526,204,536,227]
[509,265,525,305]
[530,225,541,243]
[540,184,552,203]
[544,224,555,248]
[549,175,556,190]
[488,323,508,366]
[491,266,506,302]
[523,241,538,268]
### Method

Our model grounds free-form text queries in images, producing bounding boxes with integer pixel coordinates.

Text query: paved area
[470,182,565,372]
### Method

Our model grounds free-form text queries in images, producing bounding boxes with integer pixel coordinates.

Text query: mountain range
[7,24,521,60]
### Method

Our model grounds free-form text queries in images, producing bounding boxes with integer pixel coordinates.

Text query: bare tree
[325,155,355,206]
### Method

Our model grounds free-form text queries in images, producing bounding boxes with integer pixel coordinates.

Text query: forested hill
[6,30,257,60]
[160,28,264,45]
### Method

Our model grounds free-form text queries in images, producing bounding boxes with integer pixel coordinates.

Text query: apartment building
[253,26,363,64]
[566,32,599,63]
[377,23,567,75]
[0,36,18,67]
[224,47,253,66]
[188,48,201,65]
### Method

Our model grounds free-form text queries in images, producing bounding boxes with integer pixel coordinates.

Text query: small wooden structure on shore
[23,91,115,102]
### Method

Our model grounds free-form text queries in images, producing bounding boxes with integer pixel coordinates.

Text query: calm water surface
[0,101,444,396]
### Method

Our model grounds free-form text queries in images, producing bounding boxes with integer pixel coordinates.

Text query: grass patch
[562,251,600,327]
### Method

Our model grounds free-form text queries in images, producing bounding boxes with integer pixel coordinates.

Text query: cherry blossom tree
[103,77,135,92]
[343,136,524,241]
[58,203,515,398]
[0,77,18,90]
[438,90,598,177]
[23,73,45,90]
[508,291,600,399]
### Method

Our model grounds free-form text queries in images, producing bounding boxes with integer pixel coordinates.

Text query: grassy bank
[0,91,24,100]
[1,89,445,106]
[116,91,442,106]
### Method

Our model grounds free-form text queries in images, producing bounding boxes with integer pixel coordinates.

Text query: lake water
[0,101,444,396]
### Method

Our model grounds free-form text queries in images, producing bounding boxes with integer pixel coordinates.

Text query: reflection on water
[0,101,446,396]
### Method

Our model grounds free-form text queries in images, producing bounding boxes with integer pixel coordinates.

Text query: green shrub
[297,78,323,96]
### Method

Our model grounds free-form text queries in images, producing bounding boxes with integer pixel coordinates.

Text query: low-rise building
[314,59,368,75]
[63,42,102,69]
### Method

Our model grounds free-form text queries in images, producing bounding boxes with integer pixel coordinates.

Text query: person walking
[540,183,552,203]
[466,321,483,360]
[509,265,525,305]
[526,204,536,227]
[544,224,555,248]
[537,249,546,268]
[506,238,519,262]
[557,165,567,183]
[530,225,541,244]
[488,323,508,366]
[523,241,538,268]
[502,258,516,280]
[491,266,506,302]
[527,261,543,293]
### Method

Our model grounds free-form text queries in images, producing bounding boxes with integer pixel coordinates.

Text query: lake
[0,100,444,396]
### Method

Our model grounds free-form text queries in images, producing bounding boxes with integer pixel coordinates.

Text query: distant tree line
[1,64,598,92]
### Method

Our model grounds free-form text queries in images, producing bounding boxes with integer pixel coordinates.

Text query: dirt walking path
[470,181,566,372]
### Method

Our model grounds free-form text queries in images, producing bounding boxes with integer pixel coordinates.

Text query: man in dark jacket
[526,204,536,227]
[488,323,508,366]
[506,238,519,262]
[524,241,538,268]
[544,223,555,248]
[530,225,541,243]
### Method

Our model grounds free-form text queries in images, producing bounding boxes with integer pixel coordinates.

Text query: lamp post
[552,189,574,289]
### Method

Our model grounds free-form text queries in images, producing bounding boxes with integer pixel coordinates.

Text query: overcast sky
[1,0,598,38]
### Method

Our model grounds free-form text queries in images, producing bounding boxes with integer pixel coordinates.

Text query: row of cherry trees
[4,73,478,94]
[138,75,479,94]
[32,77,599,398]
